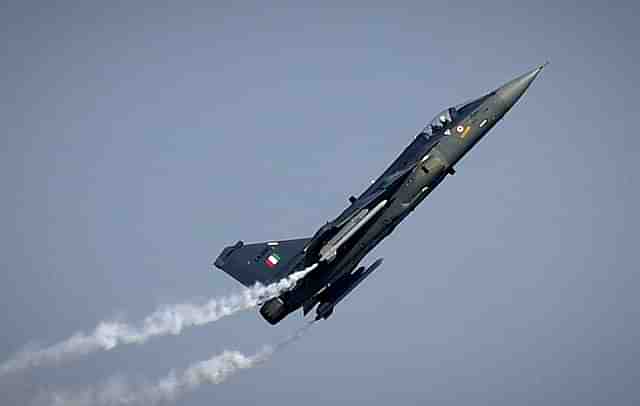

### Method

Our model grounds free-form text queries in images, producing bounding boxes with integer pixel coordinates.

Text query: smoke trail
[1,268,312,376]
[41,322,315,406]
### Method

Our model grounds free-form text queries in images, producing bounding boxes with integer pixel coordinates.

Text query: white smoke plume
[0,268,313,376]
[40,322,315,406]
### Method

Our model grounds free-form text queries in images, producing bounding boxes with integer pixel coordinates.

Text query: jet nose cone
[496,62,547,110]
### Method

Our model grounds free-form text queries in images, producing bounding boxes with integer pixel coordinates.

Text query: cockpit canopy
[422,107,456,136]
[421,93,493,137]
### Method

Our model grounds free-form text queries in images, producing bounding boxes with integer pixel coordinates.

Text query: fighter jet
[214,64,546,324]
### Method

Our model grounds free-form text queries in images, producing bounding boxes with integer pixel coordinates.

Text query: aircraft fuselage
[242,65,545,324]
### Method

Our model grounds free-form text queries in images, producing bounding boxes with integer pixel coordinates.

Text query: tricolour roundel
[456,125,464,133]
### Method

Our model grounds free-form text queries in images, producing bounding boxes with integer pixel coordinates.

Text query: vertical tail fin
[214,238,310,287]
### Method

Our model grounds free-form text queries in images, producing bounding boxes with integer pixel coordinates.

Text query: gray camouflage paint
[1,2,638,405]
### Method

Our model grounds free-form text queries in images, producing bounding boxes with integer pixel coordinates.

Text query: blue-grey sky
[1,1,638,405]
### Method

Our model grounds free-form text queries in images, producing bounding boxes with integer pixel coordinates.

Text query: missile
[314,258,383,321]
[318,200,388,263]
